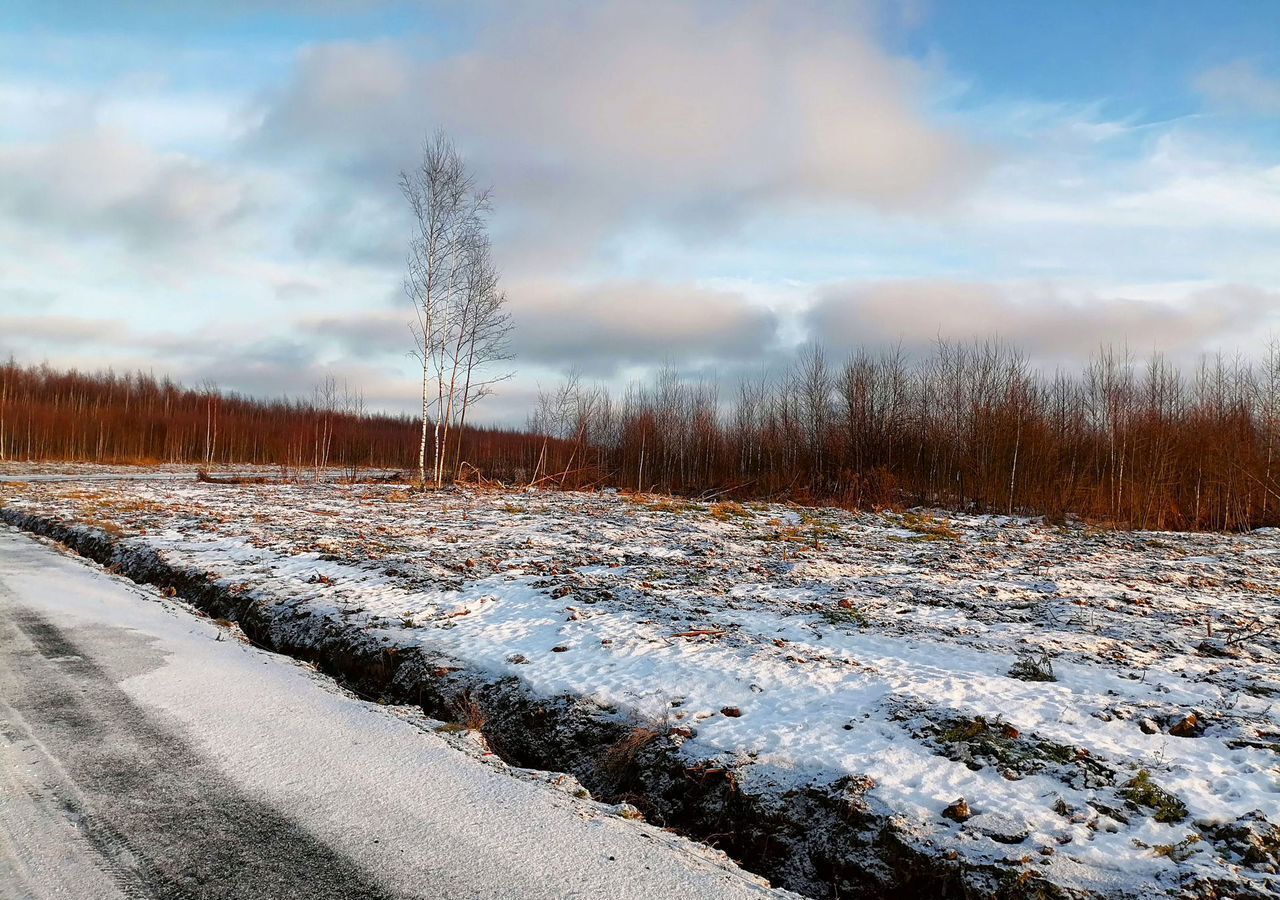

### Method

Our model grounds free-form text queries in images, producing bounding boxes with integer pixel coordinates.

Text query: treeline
[7,342,1280,531]
[531,341,1280,532]
[0,360,542,479]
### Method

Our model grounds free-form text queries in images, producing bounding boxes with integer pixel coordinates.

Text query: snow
[3,472,1278,897]
[0,524,783,899]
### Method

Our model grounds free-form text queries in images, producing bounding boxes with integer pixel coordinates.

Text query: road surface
[0,525,782,900]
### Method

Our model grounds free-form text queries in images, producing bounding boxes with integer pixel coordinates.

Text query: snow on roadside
[0,527,784,900]
[2,474,1278,898]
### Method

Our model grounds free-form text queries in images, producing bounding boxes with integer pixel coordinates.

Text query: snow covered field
[2,472,1277,898]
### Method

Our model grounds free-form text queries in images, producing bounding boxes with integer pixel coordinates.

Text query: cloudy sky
[3,1,1278,423]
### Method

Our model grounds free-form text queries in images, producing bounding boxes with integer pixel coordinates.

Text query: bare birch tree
[449,234,513,476]
[401,132,513,487]
[400,131,498,487]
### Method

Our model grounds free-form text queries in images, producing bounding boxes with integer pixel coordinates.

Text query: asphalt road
[0,526,781,900]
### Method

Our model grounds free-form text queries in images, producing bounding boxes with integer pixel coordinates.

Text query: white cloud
[298,277,782,377]
[0,128,249,246]
[0,314,129,346]
[249,0,985,265]
[805,280,1279,363]
[510,278,780,375]
[1195,60,1280,116]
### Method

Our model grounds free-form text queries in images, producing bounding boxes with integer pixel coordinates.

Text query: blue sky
[2,1,1278,422]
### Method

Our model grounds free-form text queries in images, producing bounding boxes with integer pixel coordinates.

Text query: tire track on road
[0,590,403,900]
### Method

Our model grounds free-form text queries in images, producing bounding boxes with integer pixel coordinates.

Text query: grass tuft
[601,724,663,780]
[901,512,960,540]
[710,501,753,521]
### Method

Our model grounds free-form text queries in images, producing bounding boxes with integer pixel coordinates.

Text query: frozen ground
[1,471,1277,898]
[0,524,781,899]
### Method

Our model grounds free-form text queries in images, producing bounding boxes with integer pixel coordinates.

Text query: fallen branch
[696,480,757,502]
[528,466,596,488]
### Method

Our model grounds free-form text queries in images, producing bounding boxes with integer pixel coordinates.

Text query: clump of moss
[926,715,1115,787]
[941,718,990,743]
[1121,770,1188,823]
[818,605,869,628]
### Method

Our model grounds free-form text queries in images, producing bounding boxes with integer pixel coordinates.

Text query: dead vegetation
[600,723,664,781]
[709,501,753,521]
[900,512,960,540]
[438,691,488,737]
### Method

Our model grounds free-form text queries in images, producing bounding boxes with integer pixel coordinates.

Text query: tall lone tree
[400,132,512,488]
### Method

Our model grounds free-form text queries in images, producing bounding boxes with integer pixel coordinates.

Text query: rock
[1169,712,1203,737]
[942,798,972,822]
[1202,810,1280,871]
[966,812,1031,844]
[1196,638,1236,658]
[838,598,854,609]
[721,706,743,717]
[551,645,569,653]
[1139,718,1161,734]
[612,802,645,821]
[538,772,591,800]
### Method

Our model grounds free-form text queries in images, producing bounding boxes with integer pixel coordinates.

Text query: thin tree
[400,131,489,488]
[444,229,513,480]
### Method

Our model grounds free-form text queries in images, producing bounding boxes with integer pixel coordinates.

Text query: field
[2,469,1278,898]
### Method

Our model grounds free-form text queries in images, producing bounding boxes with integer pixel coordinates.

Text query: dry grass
[901,512,960,540]
[601,724,663,780]
[445,691,487,734]
[83,517,124,537]
[709,500,753,521]
[92,497,167,519]
[640,496,697,514]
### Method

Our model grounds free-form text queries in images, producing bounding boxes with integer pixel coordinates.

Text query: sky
[2,0,1278,424]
